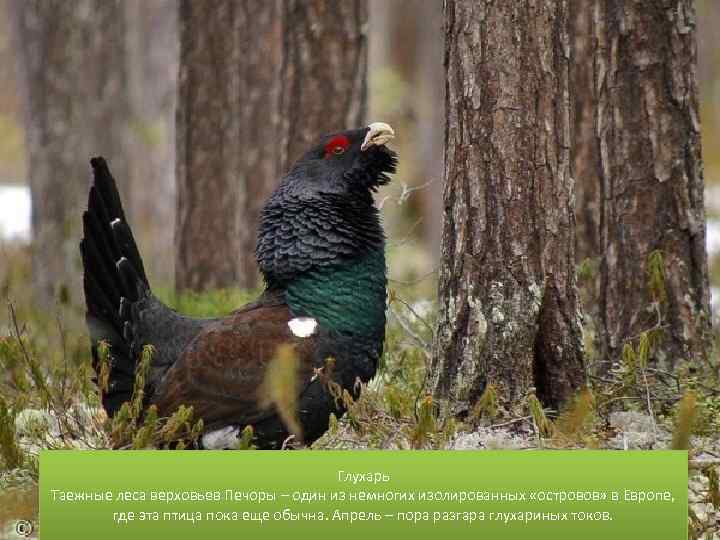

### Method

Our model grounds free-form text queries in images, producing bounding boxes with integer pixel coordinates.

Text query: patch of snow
[706,219,720,257]
[712,287,720,324]
[202,426,239,449]
[705,184,720,215]
[0,184,30,242]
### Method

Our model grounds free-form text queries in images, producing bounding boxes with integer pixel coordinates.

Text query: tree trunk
[415,1,445,259]
[571,1,601,264]
[278,0,368,173]
[124,0,178,286]
[593,0,711,369]
[431,0,585,416]
[696,0,720,180]
[367,0,445,258]
[9,0,129,306]
[175,0,281,292]
[237,2,282,288]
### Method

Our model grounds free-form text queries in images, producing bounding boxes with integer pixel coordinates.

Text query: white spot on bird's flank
[288,317,318,338]
[202,426,239,449]
[111,218,122,227]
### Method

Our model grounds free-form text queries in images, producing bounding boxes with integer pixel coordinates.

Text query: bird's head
[256,122,397,289]
[283,122,397,196]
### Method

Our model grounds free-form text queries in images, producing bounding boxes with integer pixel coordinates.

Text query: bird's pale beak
[361,122,395,151]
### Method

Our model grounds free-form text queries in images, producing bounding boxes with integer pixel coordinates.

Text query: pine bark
[592,0,710,368]
[431,0,585,415]
[9,0,129,305]
[278,0,368,173]
[175,0,281,292]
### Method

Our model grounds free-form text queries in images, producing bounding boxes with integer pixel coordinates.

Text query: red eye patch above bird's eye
[324,135,350,158]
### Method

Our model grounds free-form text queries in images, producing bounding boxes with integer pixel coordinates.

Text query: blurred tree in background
[175,0,280,292]
[2,0,178,298]
[124,0,177,286]
[8,0,131,306]
[368,0,444,257]
[176,0,369,293]
[570,1,600,265]
[278,0,368,172]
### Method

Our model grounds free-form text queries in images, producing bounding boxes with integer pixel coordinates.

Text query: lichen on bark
[431,0,585,417]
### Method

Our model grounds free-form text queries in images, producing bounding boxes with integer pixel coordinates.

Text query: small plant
[553,388,596,445]
[470,383,498,422]
[647,249,667,305]
[0,396,23,470]
[528,393,553,439]
[237,425,256,450]
[671,391,697,450]
[131,405,159,449]
[410,394,437,448]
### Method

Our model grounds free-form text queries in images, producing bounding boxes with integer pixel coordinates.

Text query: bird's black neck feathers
[255,145,397,336]
[256,192,383,287]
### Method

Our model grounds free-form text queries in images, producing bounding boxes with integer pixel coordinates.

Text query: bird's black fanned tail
[80,157,150,416]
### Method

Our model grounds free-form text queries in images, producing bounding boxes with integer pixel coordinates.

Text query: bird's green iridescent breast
[285,250,387,336]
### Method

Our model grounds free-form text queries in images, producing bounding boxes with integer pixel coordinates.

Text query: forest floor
[0,240,719,539]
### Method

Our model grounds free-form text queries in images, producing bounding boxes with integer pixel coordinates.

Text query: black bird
[80,123,396,448]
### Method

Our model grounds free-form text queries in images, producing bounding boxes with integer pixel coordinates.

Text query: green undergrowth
[1,247,718,461]
[154,286,258,318]
[1,245,719,535]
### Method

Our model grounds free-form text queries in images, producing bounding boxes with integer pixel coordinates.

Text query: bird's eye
[324,134,351,158]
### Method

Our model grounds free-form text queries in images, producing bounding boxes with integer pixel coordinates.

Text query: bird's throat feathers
[287,250,387,336]
[256,192,387,336]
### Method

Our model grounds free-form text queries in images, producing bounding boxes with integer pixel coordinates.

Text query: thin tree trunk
[593,0,711,369]
[175,0,280,292]
[367,0,444,257]
[278,0,368,173]
[412,0,445,259]
[431,0,585,416]
[571,1,601,264]
[696,0,720,158]
[237,2,281,288]
[9,0,129,306]
[125,0,178,286]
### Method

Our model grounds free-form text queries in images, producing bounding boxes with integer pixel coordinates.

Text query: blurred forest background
[1,0,719,316]
[0,0,444,306]
[0,0,719,310]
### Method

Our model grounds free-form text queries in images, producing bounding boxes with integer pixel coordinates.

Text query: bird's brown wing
[152,303,318,430]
